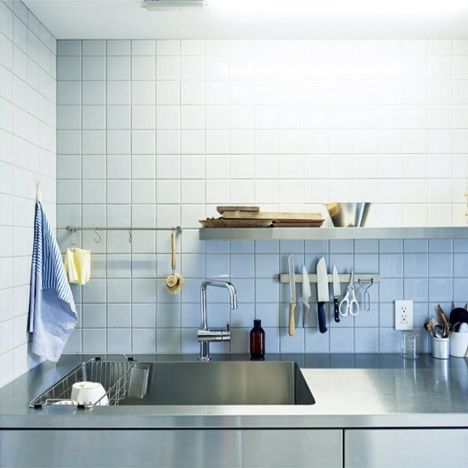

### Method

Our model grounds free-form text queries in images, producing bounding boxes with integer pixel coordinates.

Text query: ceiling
[24,0,468,39]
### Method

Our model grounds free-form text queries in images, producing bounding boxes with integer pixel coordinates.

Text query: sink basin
[121,361,315,406]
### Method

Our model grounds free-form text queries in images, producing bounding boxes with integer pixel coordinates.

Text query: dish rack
[29,358,148,409]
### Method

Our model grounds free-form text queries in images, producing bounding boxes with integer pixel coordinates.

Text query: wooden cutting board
[216,206,259,215]
[221,211,324,221]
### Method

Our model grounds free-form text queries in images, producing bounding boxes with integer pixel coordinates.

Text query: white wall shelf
[199,227,468,241]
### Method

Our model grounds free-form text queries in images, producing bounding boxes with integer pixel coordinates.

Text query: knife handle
[318,302,328,334]
[289,303,296,336]
[334,298,340,323]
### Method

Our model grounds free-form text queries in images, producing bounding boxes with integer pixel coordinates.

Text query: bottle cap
[254,319,261,327]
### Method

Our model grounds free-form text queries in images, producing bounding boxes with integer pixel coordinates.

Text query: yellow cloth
[64,247,91,285]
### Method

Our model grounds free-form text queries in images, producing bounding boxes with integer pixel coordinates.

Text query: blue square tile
[379,239,403,253]
[404,253,428,277]
[453,278,468,302]
[404,278,428,302]
[330,239,353,254]
[379,328,400,353]
[329,254,353,273]
[230,240,254,253]
[413,302,429,327]
[305,328,329,353]
[380,254,403,278]
[454,239,468,253]
[304,240,328,254]
[355,328,379,353]
[354,239,379,253]
[280,328,305,353]
[429,239,452,253]
[454,253,468,277]
[354,254,379,274]
[355,304,379,327]
[231,254,254,278]
[256,254,279,278]
[379,279,403,302]
[255,240,279,253]
[330,327,354,352]
[404,239,428,253]
[429,253,453,278]
[379,303,394,327]
[280,240,304,254]
[428,278,453,302]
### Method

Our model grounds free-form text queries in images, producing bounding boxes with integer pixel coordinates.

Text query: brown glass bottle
[250,319,265,359]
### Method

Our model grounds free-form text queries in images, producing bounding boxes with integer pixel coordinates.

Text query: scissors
[339,271,360,317]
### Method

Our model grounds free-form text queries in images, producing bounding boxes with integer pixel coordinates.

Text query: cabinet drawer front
[345,429,468,468]
[1,429,342,468]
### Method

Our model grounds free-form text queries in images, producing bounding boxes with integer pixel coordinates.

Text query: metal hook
[94,229,102,244]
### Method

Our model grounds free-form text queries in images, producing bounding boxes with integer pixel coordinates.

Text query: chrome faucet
[197,280,237,361]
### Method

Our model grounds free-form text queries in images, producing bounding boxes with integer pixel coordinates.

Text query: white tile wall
[56,39,468,357]
[0,1,56,388]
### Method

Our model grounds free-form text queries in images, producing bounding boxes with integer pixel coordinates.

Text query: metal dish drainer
[29,358,149,409]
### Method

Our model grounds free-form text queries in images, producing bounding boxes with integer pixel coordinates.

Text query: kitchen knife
[302,265,311,327]
[288,255,296,336]
[332,265,341,323]
[316,257,329,334]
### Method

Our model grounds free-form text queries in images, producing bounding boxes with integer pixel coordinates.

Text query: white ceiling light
[210,0,468,16]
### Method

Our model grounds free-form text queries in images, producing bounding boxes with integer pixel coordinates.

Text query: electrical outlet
[394,300,413,330]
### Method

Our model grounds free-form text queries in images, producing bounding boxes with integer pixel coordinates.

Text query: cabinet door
[345,429,468,468]
[0,429,342,468]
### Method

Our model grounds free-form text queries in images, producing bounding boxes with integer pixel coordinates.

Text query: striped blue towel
[28,201,77,361]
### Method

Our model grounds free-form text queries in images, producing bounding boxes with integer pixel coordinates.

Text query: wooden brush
[166,230,184,295]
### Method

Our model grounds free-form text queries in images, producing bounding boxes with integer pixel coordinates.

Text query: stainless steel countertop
[0,354,467,429]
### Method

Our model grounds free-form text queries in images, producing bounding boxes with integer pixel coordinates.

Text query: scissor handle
[339,297,350,317]
[348,297,360,316]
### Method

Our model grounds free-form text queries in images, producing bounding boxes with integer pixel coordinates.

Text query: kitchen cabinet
[0,429,342,468]
[345,429,468,468]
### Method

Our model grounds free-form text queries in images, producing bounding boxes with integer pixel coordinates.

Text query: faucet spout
[198,280,237,361]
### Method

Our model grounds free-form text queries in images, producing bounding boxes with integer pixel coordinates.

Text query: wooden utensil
[166,230,184,295]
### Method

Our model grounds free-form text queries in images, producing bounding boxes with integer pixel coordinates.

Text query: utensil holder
[432,336,450,360]
[449,332,468,358]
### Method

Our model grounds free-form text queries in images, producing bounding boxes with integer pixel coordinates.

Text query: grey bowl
[326,202,371,227]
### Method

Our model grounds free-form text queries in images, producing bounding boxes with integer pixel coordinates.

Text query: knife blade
[288,255,296,336]
[332,265,341,323]
[316,257,329,333]
[302,265,311,327]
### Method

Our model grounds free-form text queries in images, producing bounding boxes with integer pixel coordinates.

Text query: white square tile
[106,40,130,56]
[132,40,155,56]
[107,55,130,80]
[157,106,180,129]
[107,81,130,105]
[181,81,204,105]
[156,81,180,105]
[132,55,155,80]
[157,40,180,56]
[181,106,204,129]
[132,105,156,129]
[132,81,155,105]
[82,81,106,105]
[181,56,205,80]
[156,56,180,80]
[132,130,155,154]
[82,56,106,80]
[107,106,130,129]
[82,40,106,56]
[156,130,180,154]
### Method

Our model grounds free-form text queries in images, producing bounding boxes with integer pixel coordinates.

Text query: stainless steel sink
[121,361,315,405]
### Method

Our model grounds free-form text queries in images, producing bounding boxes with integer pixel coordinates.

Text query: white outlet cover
[395,300,413,331]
